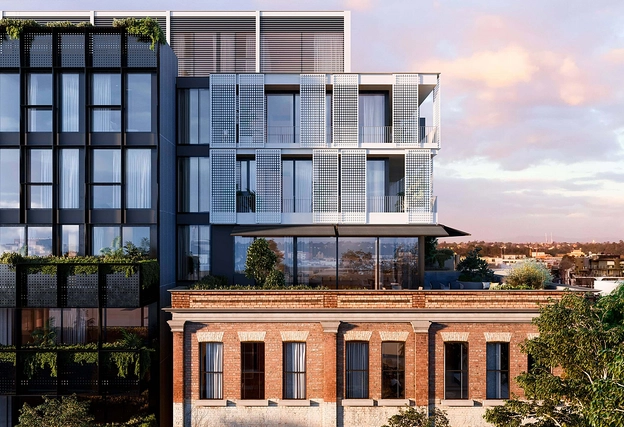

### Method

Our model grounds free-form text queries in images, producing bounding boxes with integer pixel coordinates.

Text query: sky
[6,0,624,242]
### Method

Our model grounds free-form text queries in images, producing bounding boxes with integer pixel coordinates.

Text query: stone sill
[236,399,270,407]
[278,399,311,407]
[341,399,375,407]
[193,399,228,407]
[482,399,507,407]
[440,399,475,407]
[376,399,412,406]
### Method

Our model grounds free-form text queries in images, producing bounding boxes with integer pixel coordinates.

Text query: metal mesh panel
[59,353,98,393]
[26,272,57,307]
[393,74,419,144]
[300,74,327,147]
[210,74,237,146]
[0,38,20,67]
[313,149,340,223]
[59,33,85,67]
[332,74,358,147]
[104,272,139,308]
[0,358,16,393]
[256,149,282,223]
[127,35,157,68]
[405,150,433,223]
[341,150,366,223]
[25,33,53,68]
[239,74,265,147]
[433,75,441,148]
[65,274,99,307]
[89,33,121,68]
[0,265,16,307]
[210,149,236,223]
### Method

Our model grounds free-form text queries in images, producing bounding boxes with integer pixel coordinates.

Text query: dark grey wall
[211,225,236,282]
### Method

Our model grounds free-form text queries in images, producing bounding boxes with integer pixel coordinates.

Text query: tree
[382,406,450,427]
[456,247,495,282]
[17,394,94,427]
[434,248,454,269]
[244,238,278,288]
[504,260,552,289]
[484,286,624,427]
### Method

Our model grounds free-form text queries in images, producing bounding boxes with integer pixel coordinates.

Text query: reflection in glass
[126,149,151,208]
[379,238,418,288]
[103,308,148,343]
[297,237,336,288]
[61,225,82,256]
[178,89,210,144]
[261,237,294,285]
[381,342,405,398]
[487,342,510,399]
[0,149,19,208]
[179,157,210,212]
[92,108,121,132]
[266,94,300,143]
[234,236,253,274]
[27,227,52,256]
[178,225,210,280]
[30,149,52,209]
[0,227,24,254]
[91,74,121,132]
[0,74,20,131]
[27,74,53,132]
[93,150,121,182]
[282,160,312,213]
[92,227,121,255]
[122,227,150,253]
[60,149,80,209]
[22,309,97,345]
[126,74,152,132]
[338,238,376,289]
[92,186,121,209]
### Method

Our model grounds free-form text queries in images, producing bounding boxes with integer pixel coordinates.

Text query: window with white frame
[283,342,306,399]
[486,342,509,399]
[200,342,223,399]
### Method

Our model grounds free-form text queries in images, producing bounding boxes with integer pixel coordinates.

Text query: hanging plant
[0,18,41,40]
[0,346,16,366]
[113,17,166,50]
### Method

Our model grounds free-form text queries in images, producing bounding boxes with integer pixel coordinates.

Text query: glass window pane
[234,236,253,274]
[93,226,121,255]
[178,225,210,280]
[126,74,152,132]
[122,227,150,253]
[61,74,80,132]
[283,342,306,399]
[28,74,53,105]
[178,157,209,213]
[267,94,295,143]
[29,185,52,209]
[91,108,121,132]
[92,186,120,209]
[382,342,405,399]
[0,227,24,254]
[27,227,52,256]
[241,342,265,399]
[346,342,369,399]
[297,237,336,288]
[0,74,20,132]
[92,74,121,105]
[93,150,121,182]
[338,237,376,289]
[379,238,418,288]
[61,225,83,256]
[201,342,223,399]
[60,149,80,209]
[126,149,151,208]
[30,149,52,183]
[0,149,20,208]
[27,108,52,132]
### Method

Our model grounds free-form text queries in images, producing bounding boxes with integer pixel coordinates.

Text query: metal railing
[282,198,312,213]
[266,126,299,144]
[359,126,393,143]
[367,196,405,213]
[236,194,255,213]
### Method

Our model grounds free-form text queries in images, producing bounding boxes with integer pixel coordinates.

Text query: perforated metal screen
[239,74,265,147]
[300,74,327,148]
[332,74,358,147]
[210,74,237,147]
[433,75,441,148]
[341,149,366,223]
[405,149,433,223]
[313,149,340,222]
[256,149,282,223]
[393,74,419,144]
[210,149,236,223]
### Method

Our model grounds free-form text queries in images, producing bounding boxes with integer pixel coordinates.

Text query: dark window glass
[236,159,256,213]
[201,342,223,399]
[178,225,210,280]
[381,342,405,398]
[346,341,369,399]
[126,74,152,132]
[266,94,300,143]
[178,157,210,213]
[283,342,306,399]
[486,342,509,399]
[241,342,265,399]
[297,237,337,288]
[178,89,210,144]
[445,342,468,399]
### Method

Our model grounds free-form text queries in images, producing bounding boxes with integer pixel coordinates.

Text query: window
[381,342,405,398]
[178,88,210,144]
[445,342,468,399]
[282,160,312,212]
[283,342,306,399]
[241,342,265,399]
[0,226,51,256]
[201,342,223,399]
[0,227,24,254]
[61,74,81,132]
[178,225,210,280]
[345,341,369,398]
[61,225,83,256]
[28,149,52,209]
[126,74,152,132]
[487,342,509,399]
[178,157,210,212]
[236,159,256,213]
[126,149,152,208]
[359,93,388,143]
[91,73,121,132]
[92,149,121,209]
[234,236,253,274]
[27,74,53,132]
[266,94,300,143]
[92,226,150,255]
[0,149,19,208]
[60,149,80,209]
[0,74,19,131]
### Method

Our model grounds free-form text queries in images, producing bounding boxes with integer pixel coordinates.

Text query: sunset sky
[10,0,624,242]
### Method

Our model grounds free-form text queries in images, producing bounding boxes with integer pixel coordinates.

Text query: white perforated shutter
[313,149,340,223]
[405,149,433,223]
[239,74,265,147]
[255,149,282,223]
[300,74,326,148]
[210,74,237,146]
[332,74,358,147]
[210,149,236,223]
[341,149,366,223]
[393,74,419,144]
[433,75,441,148]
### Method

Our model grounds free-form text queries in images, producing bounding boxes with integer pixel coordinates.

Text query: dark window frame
[444,341,469,399]
[345,340,369,399]
[486,342,509,399]
[381,341,405,399]
[241,341,265,399]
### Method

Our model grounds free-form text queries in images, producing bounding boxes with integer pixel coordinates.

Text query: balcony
[367,196,405,213]
[0,260,159,309]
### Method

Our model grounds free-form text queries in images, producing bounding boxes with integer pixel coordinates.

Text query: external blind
[171,17,256,76]
[261,17,344,73]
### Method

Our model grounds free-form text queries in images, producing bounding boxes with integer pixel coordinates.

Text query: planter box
[0,265,16,307]
[105,272,140,307]
[66,274,99,307]
[26,272,57,307]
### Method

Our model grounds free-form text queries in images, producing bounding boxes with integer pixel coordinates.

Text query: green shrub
[504,260,553,289]
[382,406,450,427]
[188,274,229,290]
[245,238,278,287]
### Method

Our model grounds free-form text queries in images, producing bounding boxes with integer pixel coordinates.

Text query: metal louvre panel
[260,17,344,73]
[239,74,265,147]
[313,149,340,223]
[210,149,236,224]
[433,75,441,148]
[341,150,366,223]
[332,74,359,147]
[300,74,327,147]
[405,150,433,224]
[210,74,237,147]
[171,17,255,76]
[393,74,420,144]
[256,149,282,223]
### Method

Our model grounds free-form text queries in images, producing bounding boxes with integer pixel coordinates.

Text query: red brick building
[166,290,570,426]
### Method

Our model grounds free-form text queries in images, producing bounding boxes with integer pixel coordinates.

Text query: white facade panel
[300,74,327,148]
[210,74,237,146]
[393,74,419,144]
[341,149,366,223]
[332,74,358,147]
[433,75,441,148]
[313,149,340,223]
[256,149,282,223]
[405,149,433,224]
[238,74,265,147]
[210,149,236,223]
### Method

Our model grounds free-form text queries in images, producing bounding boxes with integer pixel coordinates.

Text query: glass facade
[282,160,312,213]
[91,73,121,132]
[0,149,19,208]
[178,157,210,212]
[126,74,152,132]
[266,94,300,143]
[178,225,210,280]
[178,88,210,144]
[92,149,121,209]
[28,149,52,209]
[27,74,53,132]
[0,74,19,132]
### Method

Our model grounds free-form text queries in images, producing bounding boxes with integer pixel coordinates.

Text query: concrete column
[167,319,186,427]
[411,320,431,406]
[321,321,341,427]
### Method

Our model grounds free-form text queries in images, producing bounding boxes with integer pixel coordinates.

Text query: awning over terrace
[230,223,469,238]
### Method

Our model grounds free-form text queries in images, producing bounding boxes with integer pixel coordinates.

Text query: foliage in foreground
[484,286,624,427]
[382,406,450,427]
